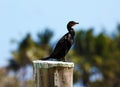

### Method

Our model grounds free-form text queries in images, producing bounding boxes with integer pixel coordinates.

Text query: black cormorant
[41,21,79,61]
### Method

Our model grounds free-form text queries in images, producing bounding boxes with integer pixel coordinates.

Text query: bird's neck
[67,25,75,36]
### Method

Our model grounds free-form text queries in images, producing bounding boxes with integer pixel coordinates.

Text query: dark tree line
[73,24,120,87]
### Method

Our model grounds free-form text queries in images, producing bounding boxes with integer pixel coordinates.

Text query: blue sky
[0,0,120,67]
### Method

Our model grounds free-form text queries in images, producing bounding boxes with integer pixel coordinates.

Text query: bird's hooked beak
[75,22,79,24]
[73,22,79,26]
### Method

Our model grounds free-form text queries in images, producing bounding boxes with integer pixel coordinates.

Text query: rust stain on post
[33,60,74,87]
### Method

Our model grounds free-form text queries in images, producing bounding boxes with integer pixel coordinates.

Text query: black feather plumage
[41,21,78,61]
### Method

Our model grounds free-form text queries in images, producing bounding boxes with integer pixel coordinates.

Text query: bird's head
[67,21,79,27]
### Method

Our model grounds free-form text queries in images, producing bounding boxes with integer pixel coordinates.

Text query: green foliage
[37,28,53,45]
[11,29,53,67]
[73,25,120,87]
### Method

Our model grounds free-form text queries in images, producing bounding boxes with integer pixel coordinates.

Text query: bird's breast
[67,33,74,43]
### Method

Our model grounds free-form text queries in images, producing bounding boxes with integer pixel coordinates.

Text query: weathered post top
[33,60,74,87]
[33,60,74,68]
